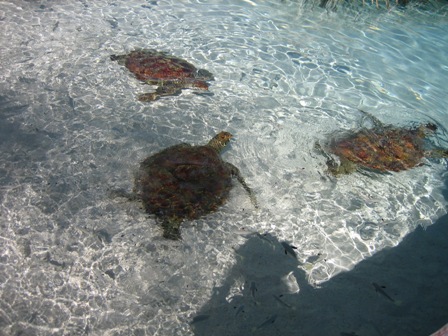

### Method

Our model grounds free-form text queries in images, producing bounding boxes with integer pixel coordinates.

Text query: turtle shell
[113,49,213,86]
[329,126,426,172]
[135,143,233,221]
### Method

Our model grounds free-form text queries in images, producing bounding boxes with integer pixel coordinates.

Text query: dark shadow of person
[190,232,314,336]
[190,174,448,336]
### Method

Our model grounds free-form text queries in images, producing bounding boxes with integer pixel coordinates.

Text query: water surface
[1,0,447,335]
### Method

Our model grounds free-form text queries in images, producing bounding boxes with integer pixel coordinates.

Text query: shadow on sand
[191,179,448,336]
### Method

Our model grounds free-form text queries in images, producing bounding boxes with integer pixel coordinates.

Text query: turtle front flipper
[139,82,183,102]
[226,163,258,209]
[426,149,448,159]
[314,142,357,176]
[359,110,384,129]
[138,92,159,102]
[161,217,183,240]
[332,157,358,175]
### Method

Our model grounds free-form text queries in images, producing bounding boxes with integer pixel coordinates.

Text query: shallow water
[1,0,447,335]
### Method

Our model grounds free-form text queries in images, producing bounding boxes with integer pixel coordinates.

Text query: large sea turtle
[110,49,214,102]
[134,132,258,239]
[317,112,448,175]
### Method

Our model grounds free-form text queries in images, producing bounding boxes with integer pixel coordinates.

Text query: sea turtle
[110,49,214,102]
[317,112,448,175]
[134,131,258,239]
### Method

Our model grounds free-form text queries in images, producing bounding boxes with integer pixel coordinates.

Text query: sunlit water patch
[1,0,447,335]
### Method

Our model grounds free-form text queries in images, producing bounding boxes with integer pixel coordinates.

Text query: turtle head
[207,131,233,152]
[197,69,214,81]
[417,123,438,138]
[162,218,182,240]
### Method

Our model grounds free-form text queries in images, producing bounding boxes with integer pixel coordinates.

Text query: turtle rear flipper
[226,163,258,209]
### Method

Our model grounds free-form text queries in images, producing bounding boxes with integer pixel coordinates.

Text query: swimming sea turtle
[110,49,214,102]
[317,112,448,175]
[134,132,258,239]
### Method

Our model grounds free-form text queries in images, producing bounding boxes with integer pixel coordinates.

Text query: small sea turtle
[134,132,257,239]
[110,49,214,102]
[317,112,448,175]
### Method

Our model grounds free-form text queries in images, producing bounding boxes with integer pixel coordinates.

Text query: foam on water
[1,0,447,335]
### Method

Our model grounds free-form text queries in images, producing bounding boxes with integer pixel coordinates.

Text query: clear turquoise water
[1,0,447,335]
